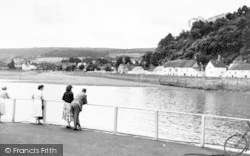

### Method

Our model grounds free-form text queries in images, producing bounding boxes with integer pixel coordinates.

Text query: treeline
[141,5,250,69]
[0,47,153,59]
[42,48,107,58]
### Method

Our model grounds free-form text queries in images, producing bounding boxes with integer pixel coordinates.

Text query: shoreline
[0,71,159,87]
[1,70,250,93]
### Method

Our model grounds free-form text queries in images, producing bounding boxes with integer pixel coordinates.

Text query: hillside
[141,5,250,68]
[0,47,155,59]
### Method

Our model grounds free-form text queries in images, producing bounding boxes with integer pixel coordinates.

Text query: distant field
[0,47,155,59]
[109,53,144,58]
[32,57,64,63]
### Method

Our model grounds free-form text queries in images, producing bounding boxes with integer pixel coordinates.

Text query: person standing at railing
[0,86,10,122]
[62,85,74,128]
[32,85,44,125]
[71,88,87,131]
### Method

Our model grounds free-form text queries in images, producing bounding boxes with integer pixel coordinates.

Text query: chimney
[217,55,221,61]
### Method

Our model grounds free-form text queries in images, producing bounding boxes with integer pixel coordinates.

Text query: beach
[0,70,158,87]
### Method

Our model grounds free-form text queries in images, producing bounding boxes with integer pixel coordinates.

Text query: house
[128,66,145,74]
[153,66,165,75]
[130,58,141,65]
[62,62,76,70]
[163,60,203,77]
[14,58,25,70]
[180,60,202,77]
[223,63,250,78]
[163,60,184,76]
[0,58,11,69]
[22,61,37,71]
[117,64,133,74]
[205,57,227,78]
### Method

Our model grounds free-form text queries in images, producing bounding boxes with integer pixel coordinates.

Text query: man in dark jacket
[71,88,87,130]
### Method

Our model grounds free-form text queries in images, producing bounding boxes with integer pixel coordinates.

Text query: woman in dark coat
[62,85,74,128]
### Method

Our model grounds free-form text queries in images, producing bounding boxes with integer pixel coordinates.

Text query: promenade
[0,122,236,156]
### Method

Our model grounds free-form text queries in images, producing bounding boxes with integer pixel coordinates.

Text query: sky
[0,0,249,49]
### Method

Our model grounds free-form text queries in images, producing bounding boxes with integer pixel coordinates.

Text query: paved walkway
[0,123,244,156]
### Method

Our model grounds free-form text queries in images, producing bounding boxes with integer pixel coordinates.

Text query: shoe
[73,128,78,131]
[77,124,81,129]
[66,126,71,129]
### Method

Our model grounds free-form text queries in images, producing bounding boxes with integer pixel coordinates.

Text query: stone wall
[159,77,250,91]
[82,72,250,91]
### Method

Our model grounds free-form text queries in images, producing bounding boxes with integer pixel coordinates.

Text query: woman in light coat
[0,86,10,122]
[32,85,44,125]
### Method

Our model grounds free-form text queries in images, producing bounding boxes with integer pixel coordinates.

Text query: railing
[6,98,250,148]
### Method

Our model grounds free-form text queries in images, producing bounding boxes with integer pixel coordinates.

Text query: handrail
[7,97,250,148]
[9,98,250,121]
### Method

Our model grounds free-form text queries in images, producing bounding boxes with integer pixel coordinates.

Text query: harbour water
[1,81,250,146]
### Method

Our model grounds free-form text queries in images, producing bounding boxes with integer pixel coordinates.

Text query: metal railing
[7,98,250,148]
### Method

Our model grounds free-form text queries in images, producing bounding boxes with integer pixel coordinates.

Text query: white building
[163,60,203,77]
[117,64,132,74]
[128,66,145,74]
[22,62,37,71]
[205,59,227,78]
[223,64,250,78]
[153,66,165,75]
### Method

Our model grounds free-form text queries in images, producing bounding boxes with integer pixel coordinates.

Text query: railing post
[43,100,47,124]
[200,115,205,147]
[114,107,118,134]
[12,99,16,122]
[155,111,159,140]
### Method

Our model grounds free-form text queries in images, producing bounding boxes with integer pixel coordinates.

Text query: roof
[131,66,144,72]
[163,60,196,68]
[229,64,250,71]
[153,66,164,71]
[183,60,196,67]
[210,60,226,68]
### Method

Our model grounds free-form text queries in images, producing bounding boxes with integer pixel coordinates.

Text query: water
[1,81,250,146]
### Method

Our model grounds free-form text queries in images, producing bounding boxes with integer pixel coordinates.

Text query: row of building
[124,56,250,78]
[1,56,250,78]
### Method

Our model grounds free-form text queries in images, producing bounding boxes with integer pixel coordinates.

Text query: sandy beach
[0,70,158,87]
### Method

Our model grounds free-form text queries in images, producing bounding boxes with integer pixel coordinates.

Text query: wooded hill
[141,5,250,69]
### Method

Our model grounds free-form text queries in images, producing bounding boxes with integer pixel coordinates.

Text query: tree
[65,65,76,71]
[68,57,81,63]
[124,56,132,64]
[158,33,175,48]
[140,5,250,67]
[39,62,56,70]
[86,64,98,71]
[104,64,113,71]
[96,58,108,66]
[79,64,85,70]
[7,59,15,69]
[141,51,153,69]
[82,58,93,64]
[115,56,124,68]
[196,55,210,66]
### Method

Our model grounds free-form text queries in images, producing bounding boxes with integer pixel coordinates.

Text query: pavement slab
[0,123,245,156]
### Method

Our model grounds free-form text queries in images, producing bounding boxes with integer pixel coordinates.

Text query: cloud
[32,5,69,24]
